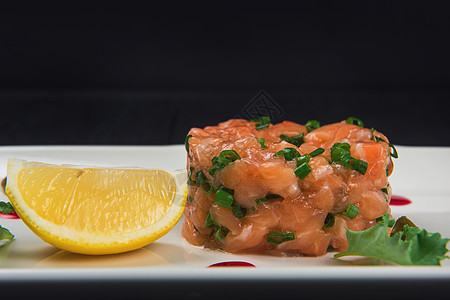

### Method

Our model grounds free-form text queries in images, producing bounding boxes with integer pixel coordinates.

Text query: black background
[0,3,449,146]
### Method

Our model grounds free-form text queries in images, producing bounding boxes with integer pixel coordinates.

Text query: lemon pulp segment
[6,159,187,255]
[17,167,176,236]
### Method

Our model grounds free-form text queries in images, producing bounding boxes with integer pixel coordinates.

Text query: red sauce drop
[208,261,256,268]
[0,212,20,219]
[389,195,412,206]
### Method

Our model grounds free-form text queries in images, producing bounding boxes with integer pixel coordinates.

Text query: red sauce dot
[208,261,255,268]
[389,195,412,206]
[0,212,20,219]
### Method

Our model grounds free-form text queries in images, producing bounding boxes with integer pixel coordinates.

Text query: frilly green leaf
[334,213,449,265]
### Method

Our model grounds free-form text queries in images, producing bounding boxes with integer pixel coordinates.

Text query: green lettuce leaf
[0,201,15,215]
[0,226,14,241]
[334,213,449,265]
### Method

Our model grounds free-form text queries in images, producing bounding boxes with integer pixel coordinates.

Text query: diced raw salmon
[183,118,393,256]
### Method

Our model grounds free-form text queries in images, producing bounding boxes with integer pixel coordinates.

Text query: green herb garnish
[295,154,311,166]
[209,150,241,176]
[267,232,295,245]
[215,227,230,241]
[275,148,300,161]
[323,213,335,228]
[257,138,267,149]
[309,148,325,157]
[0,202,15,215]
[195,170,215,194]
[205,212,230,241]
[375,137,398,159]
[214,186,234,209]
[215,187,248,218]
[294,163,312,179]
[335,213,449,265]
[249,116,271,130]
[345,117,364,128]
[276,148,325,180]
[187,167,196,185]
[188,168,215,193]
[0,226,14,241]
[232,204,247,218]
[305,120,321,132]
[205,211,216,228]
[255,194,283,205]
[185,134,192,153]
[330,142,368,175]
[339,204,359,219]
[280,133,304,147]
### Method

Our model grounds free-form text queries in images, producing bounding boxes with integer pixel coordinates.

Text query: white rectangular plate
[0,145,449,282]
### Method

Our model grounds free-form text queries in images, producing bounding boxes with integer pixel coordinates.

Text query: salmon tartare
[182,117,395,256]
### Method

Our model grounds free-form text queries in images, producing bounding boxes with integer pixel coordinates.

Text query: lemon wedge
[5,158,187,255]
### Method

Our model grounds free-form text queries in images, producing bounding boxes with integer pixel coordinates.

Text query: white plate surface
[0,145,449,281]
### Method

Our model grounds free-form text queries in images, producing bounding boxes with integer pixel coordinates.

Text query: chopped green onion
[249,116,271,130]
[205,211,230,241]
[255,194,283,204]
[390,145,398,159]
[309,148,325,157]
[232,204,247,218]
[187,195,193,202]
[371,127,376,140]
[330,142,350,161]
[375,137,398,158]
[305,120,321,132]
[275,147,300,161]
[205,211,216,228]
[255,197,267,204]
[295,154,311,166]
[187,167,196,185]
[195,170,207,183]
[324,213,335,228]
[185,134,192,153]
[294,163,312,179]
[215,186,234,209]
[267,232,295,245]
[257,138,267,149]
[215,226,230,241]
[346,117,364,128]
[220,150,241,162]
[280,133,304,147]
[330,143,368,175]
[349,159,368,175]
[340,204,359,219]
[201,182,215,194]
[266,194,283,200]
[194,170,215,194]
[209,150,241,176]
[386,166,389,177]
[381,184,389,195]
